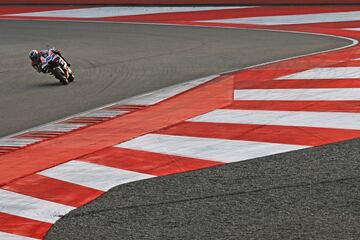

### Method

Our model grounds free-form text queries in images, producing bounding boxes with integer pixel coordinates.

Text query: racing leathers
[31,49,70,77]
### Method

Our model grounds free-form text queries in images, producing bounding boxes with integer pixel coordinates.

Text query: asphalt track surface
[48,139,360,240]
[0,20,351,137]
[1,20,357,239]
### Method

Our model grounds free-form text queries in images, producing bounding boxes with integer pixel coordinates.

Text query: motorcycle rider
[29,48,71,77]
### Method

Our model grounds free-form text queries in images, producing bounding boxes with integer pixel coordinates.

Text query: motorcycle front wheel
[53,67,68,85]
[68,67,75,82]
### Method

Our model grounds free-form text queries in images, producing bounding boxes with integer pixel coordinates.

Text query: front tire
[68,67,75,82]
[54,67,68,85]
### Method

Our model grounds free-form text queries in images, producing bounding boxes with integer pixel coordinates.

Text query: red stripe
[232,69,299,84]
[3,174,103,207]
[0,212,52,239]
[235,79,360,89]
[227,100,360,113]
[332,60,360,67]
[0,147,18,151]
[106,104,146,111]
[63,117,106,124]
[81,147,223,176]
[157,121,360,146]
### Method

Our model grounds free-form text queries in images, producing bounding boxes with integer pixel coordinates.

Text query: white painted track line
[345,28,360,31]
[40,161,153,191]
[0,138,39,147]
[202,11,360,25]
[7,6,252,18]
[278,67,360,79]
[117,134,307,163]
[189,109,360,130]
[0,189,74,224]
[116,75,218,105]
[32,123,86,132]
[234,88,360,100]
[78,110,128,118]
[0,231,38,240]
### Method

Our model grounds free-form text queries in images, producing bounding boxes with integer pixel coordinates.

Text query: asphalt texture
[47,138,360,240]
[1,20,357,240]
[0,20,351,137]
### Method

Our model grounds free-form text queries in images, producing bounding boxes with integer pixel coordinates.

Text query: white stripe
[202,11,360,25]
[234,88,360,101]
[117,134,306,163]
[0,138,39,147]
[0,231,38,240]
[78,110,128,118]
[345,28,360,31]
[278,67,360,79]
[40,161,153,191]
[0,189,74,224]
[117,75,218,105]
[33,123,86,132]
[189,109,360,130]
[7,6,252,18]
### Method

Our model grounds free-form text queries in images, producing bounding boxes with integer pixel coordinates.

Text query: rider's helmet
[29,50,39,62]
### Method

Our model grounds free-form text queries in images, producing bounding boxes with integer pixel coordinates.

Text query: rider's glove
[52,49,60,55]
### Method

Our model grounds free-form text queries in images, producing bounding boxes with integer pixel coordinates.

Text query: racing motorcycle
[43,53,74,85]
